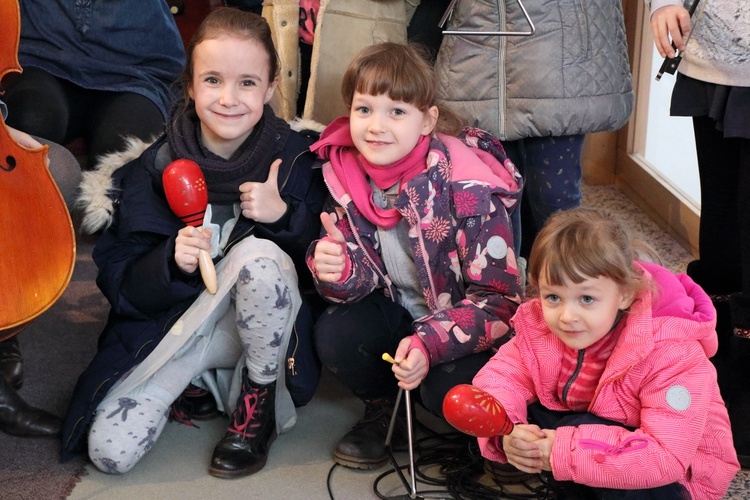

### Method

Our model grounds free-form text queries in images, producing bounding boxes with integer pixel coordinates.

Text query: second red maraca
[442,384,514,437]
[163,159,218,294]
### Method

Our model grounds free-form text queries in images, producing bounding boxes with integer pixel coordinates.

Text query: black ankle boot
[0,337,23,390]
[722,293,750,468]
[208,374,276,478]
[686,260,733,359]
[0,375,61,438]
[170,383,220,425]
[334,398,406,470]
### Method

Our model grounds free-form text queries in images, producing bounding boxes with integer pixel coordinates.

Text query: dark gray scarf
[167,102,291,203]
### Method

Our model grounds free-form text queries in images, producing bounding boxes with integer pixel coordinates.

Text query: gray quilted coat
[435,0,634,141]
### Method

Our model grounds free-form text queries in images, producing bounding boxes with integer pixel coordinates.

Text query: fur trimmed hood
[77,118,326,235]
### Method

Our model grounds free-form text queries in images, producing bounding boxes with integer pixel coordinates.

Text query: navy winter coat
[61,132,325,460]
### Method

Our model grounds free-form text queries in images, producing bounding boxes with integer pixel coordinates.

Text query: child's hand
[175,226,213,274]
[392,337,428,390]
[239,158,288,223]
[650,5,691,58]
[7,126,50,167]
[502,424,548,473]
[312,212,347,282]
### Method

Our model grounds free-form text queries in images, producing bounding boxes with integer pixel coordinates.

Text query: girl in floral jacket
[306,42,523,470]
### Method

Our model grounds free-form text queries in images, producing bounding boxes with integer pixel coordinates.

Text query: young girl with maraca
[60,8,326,478]
[473,207,739,499]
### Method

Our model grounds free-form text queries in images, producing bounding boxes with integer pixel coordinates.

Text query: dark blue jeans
[527,403,691,500]
[314,291,492,416]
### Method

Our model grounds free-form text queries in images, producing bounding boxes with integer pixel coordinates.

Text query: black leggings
[3,67,165,168]
[527,403,691,500]
[692,115,750,294]
[314,292,492,416]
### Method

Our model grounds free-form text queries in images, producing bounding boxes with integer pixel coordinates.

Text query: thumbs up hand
[239,158,287,223]
[312,212,349,283]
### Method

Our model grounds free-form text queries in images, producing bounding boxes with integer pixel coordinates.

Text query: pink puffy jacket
[474,262,739,499]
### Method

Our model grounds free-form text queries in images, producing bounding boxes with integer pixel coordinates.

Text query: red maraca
[443,384,514,437]
[163,159,218,294]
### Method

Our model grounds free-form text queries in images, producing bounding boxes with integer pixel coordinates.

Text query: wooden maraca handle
[198,246,217,294]
[443,384,514,437]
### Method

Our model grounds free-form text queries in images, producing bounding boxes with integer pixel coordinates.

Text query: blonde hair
[527,207,658,298]
[340,42,466,136]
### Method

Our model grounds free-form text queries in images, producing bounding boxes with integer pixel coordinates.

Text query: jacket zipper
[320,173,394,295]
[406,199,439,309]
[562,349,585,406]
[287,324,299,376]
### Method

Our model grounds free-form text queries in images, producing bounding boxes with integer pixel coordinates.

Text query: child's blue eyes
[353,107,407,116]
[544,295,596,304]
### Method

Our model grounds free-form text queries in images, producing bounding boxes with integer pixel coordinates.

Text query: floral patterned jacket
[306,128,524,365]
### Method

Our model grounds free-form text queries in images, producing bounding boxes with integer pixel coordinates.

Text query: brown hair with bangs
[527,207,657,299]
[340,42,465,136]
[176,7,279,106]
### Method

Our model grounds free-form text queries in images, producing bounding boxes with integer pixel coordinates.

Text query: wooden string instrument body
[0,0,76,340]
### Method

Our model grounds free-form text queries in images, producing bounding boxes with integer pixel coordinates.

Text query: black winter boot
[208,373,277,478]
[0,375,61,438]
[686,260,733,360]
[0,337,23,390]
[334,398,407,470]
[169,383,220,426]
[724,293,750,468]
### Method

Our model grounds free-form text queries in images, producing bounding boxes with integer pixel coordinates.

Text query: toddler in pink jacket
[475,207,739,499]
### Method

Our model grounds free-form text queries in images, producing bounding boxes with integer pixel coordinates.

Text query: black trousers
[3,67,165,168]
[527,403,691,500]
[314,292,492,416]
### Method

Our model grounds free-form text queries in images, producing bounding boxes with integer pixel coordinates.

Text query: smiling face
[539,272,635,351]
[348,92,437,166]
[188,36,276,159]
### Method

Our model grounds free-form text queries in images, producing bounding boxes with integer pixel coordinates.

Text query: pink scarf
[310,116,429,229]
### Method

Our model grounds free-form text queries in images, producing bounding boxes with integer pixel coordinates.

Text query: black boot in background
[726,293,750,468]
[0,337,23,390]
[208,371,277,478]
[0,375,61,438]
[686,260,733,360]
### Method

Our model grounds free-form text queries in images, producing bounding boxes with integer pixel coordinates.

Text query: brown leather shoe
[0,337,23,390]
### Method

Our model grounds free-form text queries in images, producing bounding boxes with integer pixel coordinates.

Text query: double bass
[0,0,76,340]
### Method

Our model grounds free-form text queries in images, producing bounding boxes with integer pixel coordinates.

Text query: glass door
[611,0,700,255]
